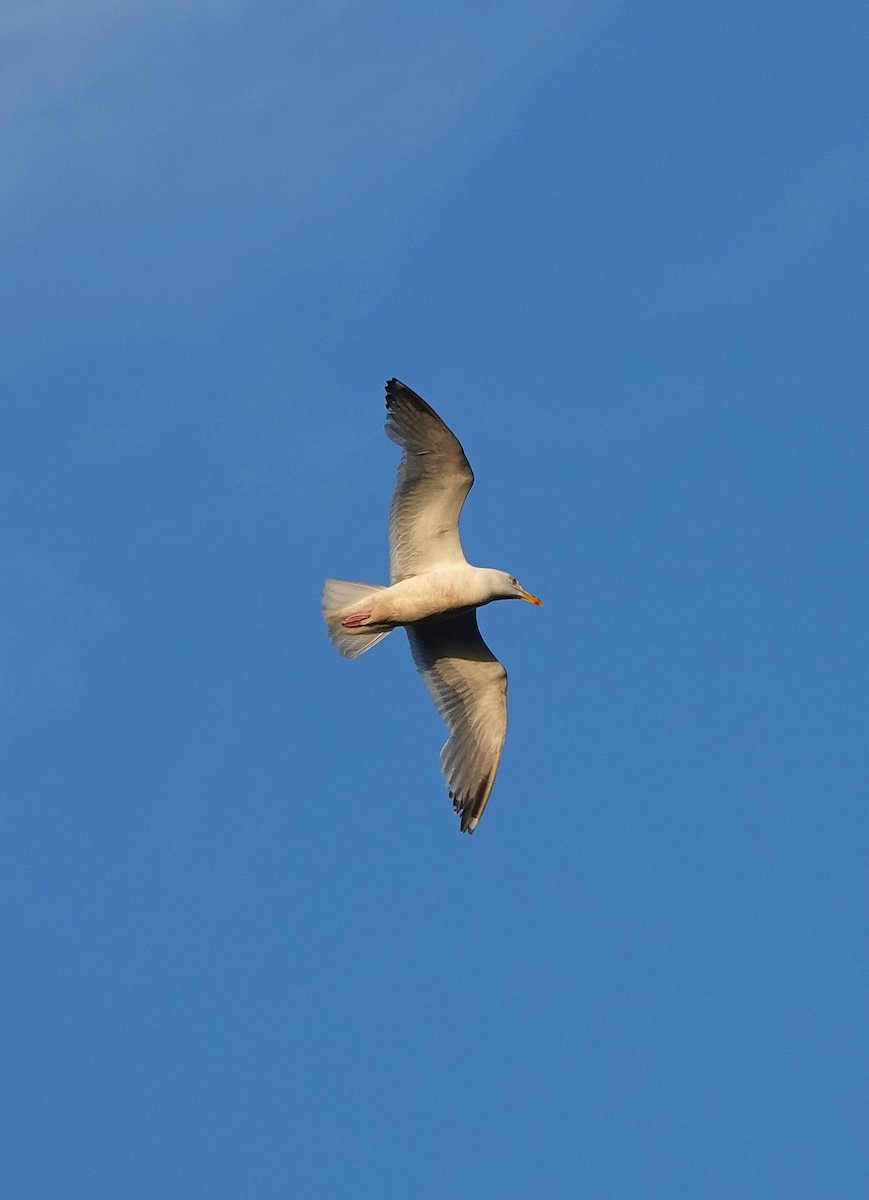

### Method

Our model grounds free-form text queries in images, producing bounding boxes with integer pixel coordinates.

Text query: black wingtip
[385,377,411,409]
[384,378,445,426]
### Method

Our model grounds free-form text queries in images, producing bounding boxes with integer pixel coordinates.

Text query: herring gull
[322,379,541,833]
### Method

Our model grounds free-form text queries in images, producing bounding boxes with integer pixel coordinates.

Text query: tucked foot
[341,611,372,628]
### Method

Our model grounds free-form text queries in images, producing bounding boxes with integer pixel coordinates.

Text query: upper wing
[407,611,508,833]
[385,379,474,582]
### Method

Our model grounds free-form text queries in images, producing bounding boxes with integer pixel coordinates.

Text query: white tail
[321,578,391,659]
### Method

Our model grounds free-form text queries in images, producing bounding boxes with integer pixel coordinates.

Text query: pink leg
[342,611,371,628]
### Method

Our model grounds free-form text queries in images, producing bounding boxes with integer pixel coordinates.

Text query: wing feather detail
[385,379,474,582]
[407,612,508,833]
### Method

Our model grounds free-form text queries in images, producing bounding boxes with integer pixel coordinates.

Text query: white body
[331,566,505,630]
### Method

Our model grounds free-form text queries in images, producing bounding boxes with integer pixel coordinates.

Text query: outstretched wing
[385,379,474,583]
[407,611,508,833]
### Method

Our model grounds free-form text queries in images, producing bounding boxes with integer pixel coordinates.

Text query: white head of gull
[322,378,541,833]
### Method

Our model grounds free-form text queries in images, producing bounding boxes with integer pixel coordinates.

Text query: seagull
[322,379,541,833]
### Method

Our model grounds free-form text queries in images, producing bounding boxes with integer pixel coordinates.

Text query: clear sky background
[2,3,867,1197]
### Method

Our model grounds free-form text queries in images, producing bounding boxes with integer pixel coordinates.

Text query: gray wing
[385,378,474,583]
[407,611,508,833]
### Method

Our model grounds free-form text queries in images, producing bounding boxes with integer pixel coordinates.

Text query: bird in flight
[322,379,541,833]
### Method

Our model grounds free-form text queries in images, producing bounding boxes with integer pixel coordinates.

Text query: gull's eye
[510,576,518,587]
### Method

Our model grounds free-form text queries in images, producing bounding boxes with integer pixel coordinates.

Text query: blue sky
[2,2,868,1196]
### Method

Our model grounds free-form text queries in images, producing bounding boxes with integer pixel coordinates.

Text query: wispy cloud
[2,2,595,238]
[1,1,608,329]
